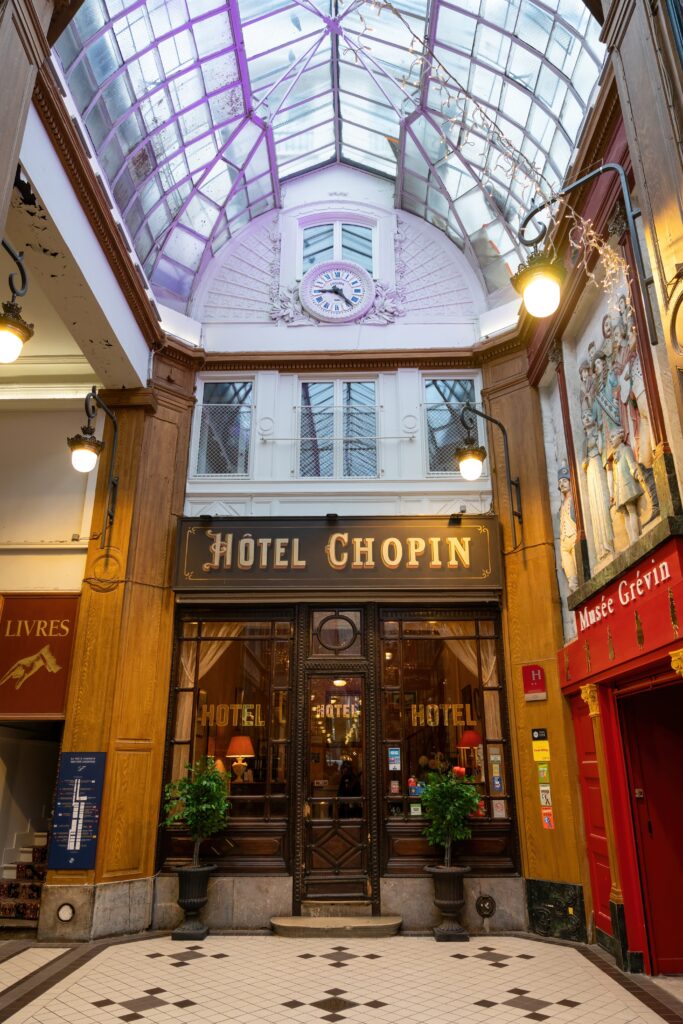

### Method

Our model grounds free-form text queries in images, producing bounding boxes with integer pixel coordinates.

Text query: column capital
[670,648,683,677]
[580,682,600,717]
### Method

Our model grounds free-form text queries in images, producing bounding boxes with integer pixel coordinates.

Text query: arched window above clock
[300,219,375,278]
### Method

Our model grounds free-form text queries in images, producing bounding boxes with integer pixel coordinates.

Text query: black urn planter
[172,864,216,941]
[425,864,471,941]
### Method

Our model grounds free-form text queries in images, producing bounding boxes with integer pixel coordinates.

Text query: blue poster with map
[47,753,106,871]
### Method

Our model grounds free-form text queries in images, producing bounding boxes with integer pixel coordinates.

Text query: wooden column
[482,347,592,933]
[40,351,195,939]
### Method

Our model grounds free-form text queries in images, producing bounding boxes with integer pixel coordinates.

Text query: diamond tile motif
[0,933,675,1024]
[283,986,389,1022]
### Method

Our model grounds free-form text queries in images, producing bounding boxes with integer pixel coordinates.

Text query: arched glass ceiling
[54,0,604,308]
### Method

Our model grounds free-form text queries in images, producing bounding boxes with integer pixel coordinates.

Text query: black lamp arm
[461,402,522,551]
[85,387,119,549]
[518,162,658,346]
[1,238,29,302]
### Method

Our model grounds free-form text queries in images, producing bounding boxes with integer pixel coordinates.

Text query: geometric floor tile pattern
[0,935,678,1024]
[0,947,68,993]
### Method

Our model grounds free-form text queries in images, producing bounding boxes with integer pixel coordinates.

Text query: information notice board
[47,753,106,871]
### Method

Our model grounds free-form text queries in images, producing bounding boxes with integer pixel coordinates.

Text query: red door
[620,683,683,974]
[571,696,613,938]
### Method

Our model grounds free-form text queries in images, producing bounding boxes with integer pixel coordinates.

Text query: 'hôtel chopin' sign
[175,516,502,592]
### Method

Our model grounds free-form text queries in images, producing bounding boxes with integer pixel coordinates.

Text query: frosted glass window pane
[303,224,334,270]
[341,224,373,272]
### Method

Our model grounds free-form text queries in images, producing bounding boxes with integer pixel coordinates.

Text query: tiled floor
[0,948,67,993]
[0,935,680,1024]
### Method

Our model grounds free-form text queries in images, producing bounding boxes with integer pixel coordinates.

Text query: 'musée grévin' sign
[175,516,502,591]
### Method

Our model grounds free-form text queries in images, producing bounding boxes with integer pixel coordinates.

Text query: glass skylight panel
[55,0,605,307]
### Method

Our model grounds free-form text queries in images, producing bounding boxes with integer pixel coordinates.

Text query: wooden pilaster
[42,352,195,929]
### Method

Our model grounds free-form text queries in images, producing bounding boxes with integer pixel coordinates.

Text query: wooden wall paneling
[482,350,592,897]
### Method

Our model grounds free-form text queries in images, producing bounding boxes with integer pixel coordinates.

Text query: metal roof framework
[54,0,604,307]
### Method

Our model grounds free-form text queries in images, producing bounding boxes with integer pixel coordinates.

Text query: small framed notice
[388,746,401,771]
[410,803,423,816]
[491,799,507,819]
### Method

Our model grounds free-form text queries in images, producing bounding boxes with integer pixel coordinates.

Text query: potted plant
[421,765,481,941]
[163,755,230,941]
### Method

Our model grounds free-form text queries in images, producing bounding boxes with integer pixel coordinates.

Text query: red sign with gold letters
[0,594,79,718]
[558,537,683,688]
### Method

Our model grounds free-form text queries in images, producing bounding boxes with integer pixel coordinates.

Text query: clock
[299,261,376,323]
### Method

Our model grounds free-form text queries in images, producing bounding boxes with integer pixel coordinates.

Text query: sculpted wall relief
[565,282,660,577]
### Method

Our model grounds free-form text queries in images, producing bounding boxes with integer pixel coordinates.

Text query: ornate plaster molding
[580,682,600,717]
[670,647,683,677]
[270,278,406,327]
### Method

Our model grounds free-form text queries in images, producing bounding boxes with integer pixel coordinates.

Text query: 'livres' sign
[0,594,79,718]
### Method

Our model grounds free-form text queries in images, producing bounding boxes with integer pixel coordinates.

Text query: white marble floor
[0,935,679,1024]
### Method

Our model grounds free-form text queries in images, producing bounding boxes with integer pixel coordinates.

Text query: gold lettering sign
[197,700,477,729]
[177,516,501,591]
[410,703,477,728]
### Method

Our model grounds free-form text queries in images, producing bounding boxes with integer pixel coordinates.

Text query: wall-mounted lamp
[0,239,33,364]
[67,386,119,548]
[455,402,522,550]
[512,163,658,346]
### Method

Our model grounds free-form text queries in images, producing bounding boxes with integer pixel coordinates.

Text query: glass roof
[54,0,604,308]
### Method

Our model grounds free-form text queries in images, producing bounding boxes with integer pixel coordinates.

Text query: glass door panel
[304,674,369,899]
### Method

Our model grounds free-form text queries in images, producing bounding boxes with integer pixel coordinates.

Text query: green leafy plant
[163,756,230,866]
[421,768,481,867]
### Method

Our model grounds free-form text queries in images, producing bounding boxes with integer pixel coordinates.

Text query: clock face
[300,261,376,323]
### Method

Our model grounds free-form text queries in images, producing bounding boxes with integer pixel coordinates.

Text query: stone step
[32,834,48,847]
[302,901,373,918]
[271,915,402,938]
[1,865,17,880]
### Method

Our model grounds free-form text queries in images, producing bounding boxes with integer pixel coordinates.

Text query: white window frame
[295,375,381,480]
[189,374,256,480]
[421,373,487,479]
[297,214,377,279]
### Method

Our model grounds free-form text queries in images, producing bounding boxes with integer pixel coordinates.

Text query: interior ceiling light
[0,239,33,364]
[333,678,348,687]
[511,250,565,319]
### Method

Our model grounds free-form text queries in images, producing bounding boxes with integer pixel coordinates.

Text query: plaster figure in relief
[621,321,653,468]
[610,428,643,545]
[579,359,595,414]
[592,349,621,479]
[557,466,579,592]
[600,314,615,360]
[581,409,615,562]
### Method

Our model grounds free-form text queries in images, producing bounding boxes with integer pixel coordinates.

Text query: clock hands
[317,284,353,308]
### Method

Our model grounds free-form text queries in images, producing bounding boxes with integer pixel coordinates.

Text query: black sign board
[48,752,106,871]
[175,516,502,592]
[531,728,548,741]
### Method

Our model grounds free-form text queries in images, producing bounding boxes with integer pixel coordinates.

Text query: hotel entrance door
[303,673,370,901]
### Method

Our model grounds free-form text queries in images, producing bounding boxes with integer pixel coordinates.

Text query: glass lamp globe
[71,446,99,473]
[68,434,104,473]
[457,446,487,481]
[0,324,24,363]
[459,455,484,481]
[522,272,561,318]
